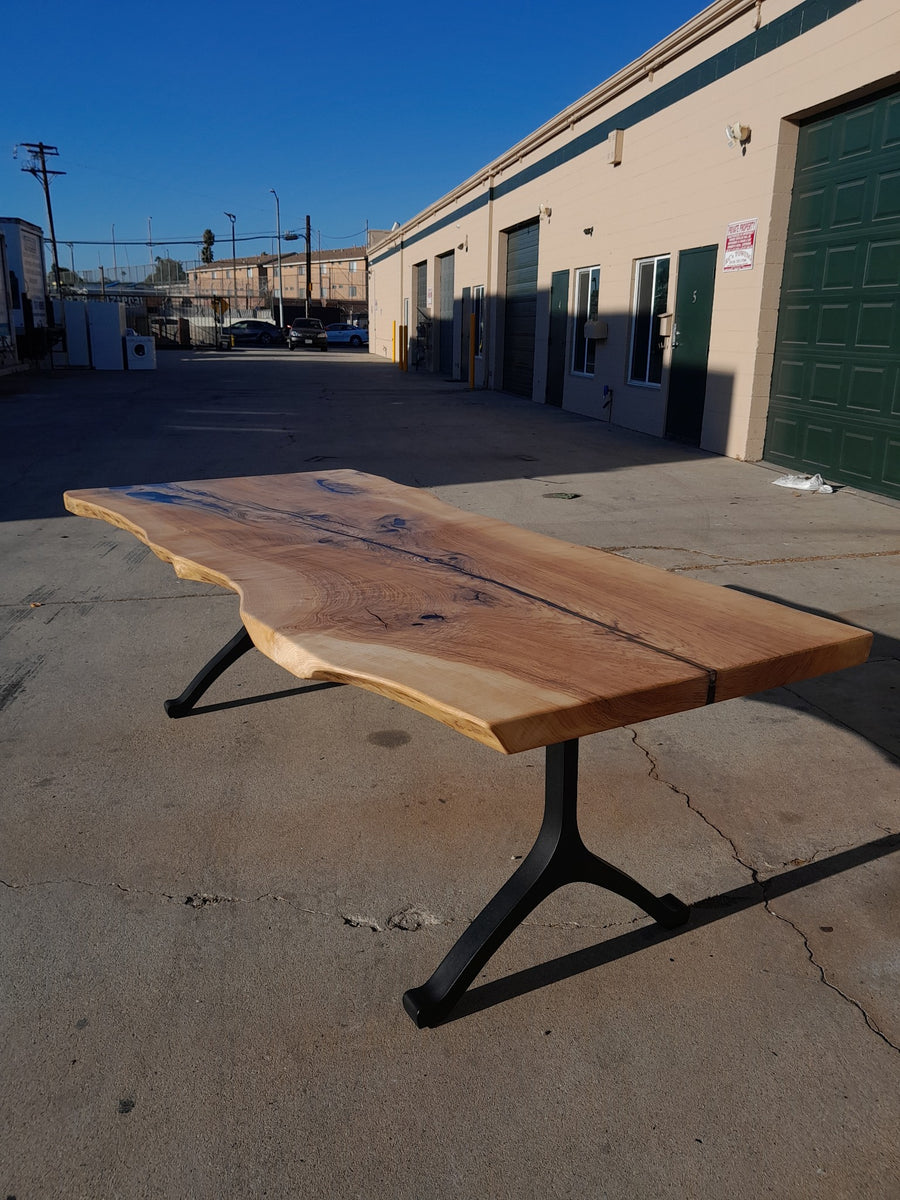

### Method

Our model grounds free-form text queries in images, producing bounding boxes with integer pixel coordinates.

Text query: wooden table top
[64,470,872,754]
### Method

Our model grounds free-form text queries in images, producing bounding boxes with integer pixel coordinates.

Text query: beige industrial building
[367,0,900,500]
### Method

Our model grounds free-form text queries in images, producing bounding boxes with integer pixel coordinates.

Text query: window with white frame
[572,266,601,375]
[629,255,670,386]
[349,285,357,298]
[349,260,358,272]
[473,285,484,357]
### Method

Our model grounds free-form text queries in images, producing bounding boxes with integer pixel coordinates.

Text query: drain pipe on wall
[483,173,496,389]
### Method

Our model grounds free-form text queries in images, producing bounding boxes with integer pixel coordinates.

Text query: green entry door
[545,269,569,407]
[665,245,718,444]
[764,89,900,500]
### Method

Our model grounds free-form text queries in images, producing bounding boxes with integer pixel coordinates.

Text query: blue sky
[4,0,705,273]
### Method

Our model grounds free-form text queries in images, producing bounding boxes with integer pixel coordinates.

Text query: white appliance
[62,301,90,367]
[125,335,156,370]
[87,303,126,369]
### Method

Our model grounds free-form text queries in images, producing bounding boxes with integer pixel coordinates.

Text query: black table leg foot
[402,739,691,1027]
[654,893,692,929]
[164,627,254,717]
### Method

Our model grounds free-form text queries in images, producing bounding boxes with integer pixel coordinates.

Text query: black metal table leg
[402,739,690,1027]
[164,627,254,717]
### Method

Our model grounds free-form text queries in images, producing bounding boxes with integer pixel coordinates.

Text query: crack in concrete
[782,685,900,764]
[0,876,329,917]
[673,548,900,572]
[2,594,228,612]
[628,728,747,867]
[519,913,645,933]
[627,728,900,1055]
[764,905,899,1052]
[597,546,899,571]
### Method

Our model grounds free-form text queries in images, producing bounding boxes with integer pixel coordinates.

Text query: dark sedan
[220,319,284,348]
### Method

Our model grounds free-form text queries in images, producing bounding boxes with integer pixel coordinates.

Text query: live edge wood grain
[63,470,872,754]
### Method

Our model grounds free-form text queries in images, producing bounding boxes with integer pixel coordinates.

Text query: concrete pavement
[2,346,898,1198]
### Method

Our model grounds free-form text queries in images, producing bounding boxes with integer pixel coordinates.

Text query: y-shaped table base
[163,632,690,1027]
[402,739,691,1027]
[164,627,256,717]
[164,626,343,718]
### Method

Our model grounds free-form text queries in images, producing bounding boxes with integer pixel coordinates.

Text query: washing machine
[125,335,157,370]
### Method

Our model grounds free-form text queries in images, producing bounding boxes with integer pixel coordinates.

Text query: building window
[473,285,485,357]
[349,286,357,298]
[247,268,253,279]
[629,255,670,386]
[572,266,601,375]
[211,271,217,279]
[349,260,358,272]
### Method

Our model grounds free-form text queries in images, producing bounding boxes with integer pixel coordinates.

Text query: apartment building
[187,246,369,315]
[368,0,900,500]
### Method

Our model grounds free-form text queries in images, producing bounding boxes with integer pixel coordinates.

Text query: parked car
[220,319,284,347]
[325,323,369,347]
[287,317,328,351]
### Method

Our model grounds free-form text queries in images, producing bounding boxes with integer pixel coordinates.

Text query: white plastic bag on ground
[772,472,834,493]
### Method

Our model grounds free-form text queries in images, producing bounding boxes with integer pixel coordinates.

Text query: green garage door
[765,89,900,500]
[503,220,540,398]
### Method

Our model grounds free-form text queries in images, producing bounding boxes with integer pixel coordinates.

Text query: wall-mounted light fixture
[725,123,751,153]
[583,226,594,236]
[538,204,552,220]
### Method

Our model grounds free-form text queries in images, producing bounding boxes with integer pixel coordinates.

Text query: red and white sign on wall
[723,218,759,271]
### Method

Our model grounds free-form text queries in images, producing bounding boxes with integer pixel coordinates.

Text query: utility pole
[305,214,311,317]
[20,142,64,296]
[270,189,283,328]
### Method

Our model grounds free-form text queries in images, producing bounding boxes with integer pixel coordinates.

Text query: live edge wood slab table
[64,470,871,1026]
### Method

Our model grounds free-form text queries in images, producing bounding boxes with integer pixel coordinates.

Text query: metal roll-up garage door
[503,220,540,398]
[764,88,900,500]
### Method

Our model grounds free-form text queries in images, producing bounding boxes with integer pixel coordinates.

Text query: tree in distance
[145,256,187,285]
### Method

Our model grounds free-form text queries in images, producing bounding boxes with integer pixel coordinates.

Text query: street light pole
[270,189,284,329]
[224,212,236,317]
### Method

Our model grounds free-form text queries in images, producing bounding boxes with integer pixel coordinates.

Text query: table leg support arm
[164,627,254,718]
[402,740,689,1027]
